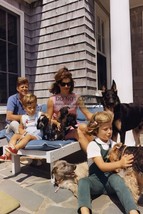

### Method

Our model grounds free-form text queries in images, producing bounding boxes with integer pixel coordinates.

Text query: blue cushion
[25,139,76,151]
[77,105,103,122]
[37,104,47,113]
[5,132,14,142]
[0,129,15,141]
[0,129,6,139]
[76,109,86,121]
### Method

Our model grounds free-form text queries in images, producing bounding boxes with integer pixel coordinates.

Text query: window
[0,1,24,113]
[0,7,20,104]
[97,15,107,89]
[97,16,105,54]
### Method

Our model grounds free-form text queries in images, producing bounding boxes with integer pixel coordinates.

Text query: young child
[0,93,43,161]
[78,111,140,214]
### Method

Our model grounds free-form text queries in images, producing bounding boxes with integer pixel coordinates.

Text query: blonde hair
[17,77,29,87]
[87,111,114,135]
[22,93,37,107]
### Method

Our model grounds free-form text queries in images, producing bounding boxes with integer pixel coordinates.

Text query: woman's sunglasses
[60,82,72,87]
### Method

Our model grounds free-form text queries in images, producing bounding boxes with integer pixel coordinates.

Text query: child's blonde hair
[87,111,114,135]
[22,93,37,107]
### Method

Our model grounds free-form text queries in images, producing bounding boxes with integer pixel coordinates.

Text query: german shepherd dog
[100,80,143,145]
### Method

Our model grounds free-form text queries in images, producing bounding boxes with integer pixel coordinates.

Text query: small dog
[37,107,77,140]
[52,160,88,197]
[100,80,143,145]
[57,106,78,138]
[109,143,143,202]
[37,115,59,140]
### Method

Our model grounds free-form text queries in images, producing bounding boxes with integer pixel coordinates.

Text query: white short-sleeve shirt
[87,137,117,166]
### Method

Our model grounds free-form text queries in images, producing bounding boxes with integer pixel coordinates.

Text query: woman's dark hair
[49,67,74,94]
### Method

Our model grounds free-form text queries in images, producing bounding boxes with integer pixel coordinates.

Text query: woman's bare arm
[77,97,93,120]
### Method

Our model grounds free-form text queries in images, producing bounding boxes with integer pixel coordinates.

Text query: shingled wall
[24,0,97,104]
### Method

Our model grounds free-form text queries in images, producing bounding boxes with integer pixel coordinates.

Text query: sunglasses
[60,82,72,87]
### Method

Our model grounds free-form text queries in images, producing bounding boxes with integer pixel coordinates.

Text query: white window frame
[0,0,25,75]
[0,0,25,114]
[95,2,111,89]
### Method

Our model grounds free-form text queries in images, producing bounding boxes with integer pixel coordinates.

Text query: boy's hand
[120,154,134,168]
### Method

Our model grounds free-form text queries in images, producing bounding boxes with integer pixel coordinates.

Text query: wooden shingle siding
[29,0,97,103]
[84,0,97,97]
[5,0,97,105]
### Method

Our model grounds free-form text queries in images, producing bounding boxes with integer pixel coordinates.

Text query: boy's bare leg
[15,134,37,150]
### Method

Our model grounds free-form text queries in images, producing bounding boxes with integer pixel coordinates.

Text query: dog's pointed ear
[111,143,123,152]
[111,80,117,92]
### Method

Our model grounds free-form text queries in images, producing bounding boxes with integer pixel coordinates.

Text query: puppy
[58,106,70,122]
[37,115,59,140]
[37,107,77,140]
[58,106,77,138]
[109,143,143,202]
[52,160,88,197]
[61,113,77,134]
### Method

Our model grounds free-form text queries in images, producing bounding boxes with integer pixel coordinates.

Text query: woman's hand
[56,122,61,130]
[120,154,134,168]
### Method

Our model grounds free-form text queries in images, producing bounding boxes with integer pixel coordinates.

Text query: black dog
[58,106,77,138]
[37,107,77,140]
[100,80,143,145]
[37,115,59,140]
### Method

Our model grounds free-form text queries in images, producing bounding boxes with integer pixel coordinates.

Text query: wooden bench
[13,141,80,176]
[0,105,103,178]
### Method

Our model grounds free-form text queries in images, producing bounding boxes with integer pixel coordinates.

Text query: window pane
[98,35,101,52]
[97,17,100,34]
[97,16,105,54]
[102,37,105,53]
[0,40,6,71]
[8,43,18,73]
[0,9,6,40]
[0,7,20,104]
[9,74,17,96]
[8,14,17,43]
[101,21,104,36]
[0,73,7,103]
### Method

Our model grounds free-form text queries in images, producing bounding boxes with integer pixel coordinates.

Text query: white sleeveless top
[21,111,42,139]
